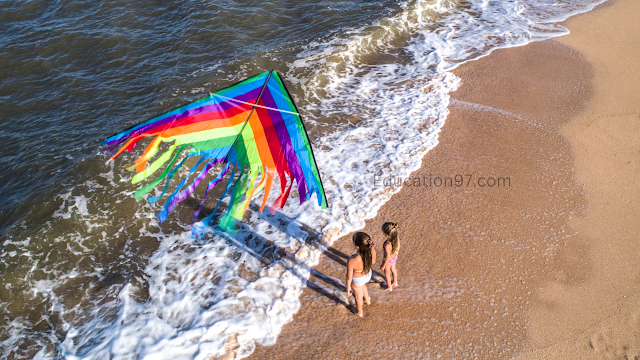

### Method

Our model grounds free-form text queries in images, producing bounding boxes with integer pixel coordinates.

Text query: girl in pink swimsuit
[380,222,399,291]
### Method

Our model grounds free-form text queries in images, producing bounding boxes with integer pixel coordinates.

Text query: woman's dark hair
[382,222,399,254]
[352,232,374,273]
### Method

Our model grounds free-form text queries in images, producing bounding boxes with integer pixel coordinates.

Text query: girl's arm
[380,243,391,270]
[371,247,377,265]
[346,258,354,296]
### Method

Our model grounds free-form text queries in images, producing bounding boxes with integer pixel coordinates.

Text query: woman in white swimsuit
[346,232,376,317]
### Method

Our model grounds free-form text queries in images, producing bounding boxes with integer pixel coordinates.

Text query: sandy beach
[248,0,640,358]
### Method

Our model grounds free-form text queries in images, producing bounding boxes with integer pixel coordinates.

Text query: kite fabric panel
[104,70,327,228]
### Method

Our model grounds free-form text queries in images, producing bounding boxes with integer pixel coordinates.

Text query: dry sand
[248,0,640,358]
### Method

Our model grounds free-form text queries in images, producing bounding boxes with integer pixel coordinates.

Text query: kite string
[212,93,300,115]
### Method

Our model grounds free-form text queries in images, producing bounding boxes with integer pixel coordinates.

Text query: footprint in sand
[588,308,640,359]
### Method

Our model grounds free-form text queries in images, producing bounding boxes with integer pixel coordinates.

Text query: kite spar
[104,70,327,228]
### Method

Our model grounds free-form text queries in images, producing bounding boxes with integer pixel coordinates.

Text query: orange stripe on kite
[158,111,252,139]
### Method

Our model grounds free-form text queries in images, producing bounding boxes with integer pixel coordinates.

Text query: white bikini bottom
[352,270,371,287]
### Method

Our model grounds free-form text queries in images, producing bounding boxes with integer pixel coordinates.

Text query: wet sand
[248,0,640,358]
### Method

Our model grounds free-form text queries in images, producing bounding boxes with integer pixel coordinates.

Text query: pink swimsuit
[384,240,398,264]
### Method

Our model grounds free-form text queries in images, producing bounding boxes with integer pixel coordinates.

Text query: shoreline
[248,0,640,358]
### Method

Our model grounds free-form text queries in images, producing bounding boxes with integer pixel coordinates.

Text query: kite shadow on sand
[187,197,352,310]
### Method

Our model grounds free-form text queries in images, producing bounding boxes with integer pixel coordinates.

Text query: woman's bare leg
[391,263,398,287]
[362,284,371,305]
[352,283,364,316]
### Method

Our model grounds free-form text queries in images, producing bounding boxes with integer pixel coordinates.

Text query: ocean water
[0,0,606,358]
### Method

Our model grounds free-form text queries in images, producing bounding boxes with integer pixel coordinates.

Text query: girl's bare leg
[384,267,393,291]
[362,284,371,305]
[391,263,398,287]
[352,283,364,316]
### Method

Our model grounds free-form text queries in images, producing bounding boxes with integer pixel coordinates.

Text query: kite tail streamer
[259,168,275,212]
[270,172,293,215]
[126,136,162,172]
[104,140,125,154]
[134,145,186,201]
[193,162,231,219]
[203,163,237,225]
[280,177,294,209]
[132,143,177,185]
[243,168,267,215]
[147,151,198,203]
[157,156,208,222]
[111,134,150,160]
[219,170,250,230]
[238,170,260,218]
[157,147,231,218]
[161,157,226,219]
[157,175,190,222]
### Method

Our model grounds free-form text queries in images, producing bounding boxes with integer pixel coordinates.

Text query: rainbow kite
[104,70,327,228]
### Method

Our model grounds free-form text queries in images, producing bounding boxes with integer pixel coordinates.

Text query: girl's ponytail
[382,222,399,254]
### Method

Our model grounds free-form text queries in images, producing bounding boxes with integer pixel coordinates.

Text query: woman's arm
[346,258,354,296]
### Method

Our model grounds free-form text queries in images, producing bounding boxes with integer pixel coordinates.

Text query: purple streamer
[193,162,231,219]
[162,157,227,218]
